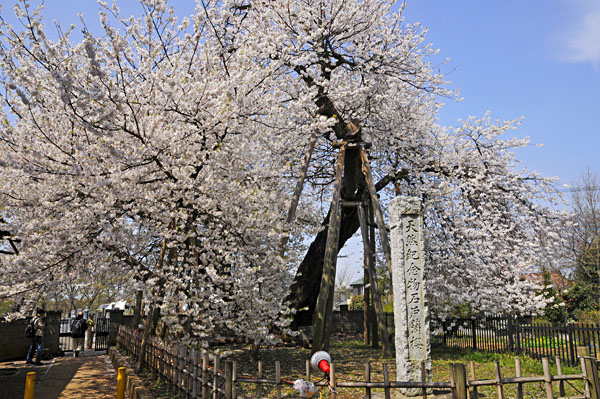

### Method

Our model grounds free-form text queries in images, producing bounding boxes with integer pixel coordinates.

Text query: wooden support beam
[312,145,346,353]
[359,146,393,279]
[280,133,318,255]
[357,203,392,358]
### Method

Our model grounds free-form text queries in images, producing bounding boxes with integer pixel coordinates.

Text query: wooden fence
[438,316,600,366]
[117,325,600,399]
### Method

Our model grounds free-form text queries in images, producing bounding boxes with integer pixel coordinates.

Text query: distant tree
[567,170,600,299]
[539,268,568,325]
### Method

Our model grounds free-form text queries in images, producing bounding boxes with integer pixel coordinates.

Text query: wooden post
[359,146,393,279]
[365,362,371,399]
[225,360,233,399]
[330,363,337,399]
[213,356,219,399]
[470,361,478,399]
[192,350,199,398]
[579,346,592,358]
[202,352,208,399]
[306,359,311,381]
[495,360,505,399]
[555,356,566,398]
[232,361,237,399]
[452,363,468,399]
[581,356,591,399]
[515,357,523,399]
[276,361,282,399]
[449,364,455,396]
[382,363,391,399]
[422,361,429,399]
[584,357,600,399]
[357,203,392,358]
[137,305,154,374]
[257,360,263,399]
[542,357,554,399]
[312,145,346,353]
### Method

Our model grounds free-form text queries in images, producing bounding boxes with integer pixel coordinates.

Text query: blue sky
[1,1,598,280]
[400,0,600,189]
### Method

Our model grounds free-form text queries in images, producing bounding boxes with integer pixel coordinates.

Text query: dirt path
[0,351,118,398]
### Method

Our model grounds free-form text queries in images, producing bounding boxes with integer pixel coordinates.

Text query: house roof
[350,278,363,287]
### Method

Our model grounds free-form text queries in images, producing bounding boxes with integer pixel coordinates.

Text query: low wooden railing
[117,325,600,399]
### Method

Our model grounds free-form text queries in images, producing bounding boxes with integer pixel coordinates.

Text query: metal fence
[437,316,600,366]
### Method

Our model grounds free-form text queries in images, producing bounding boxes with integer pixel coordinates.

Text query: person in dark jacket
[26,308,45,365]
[70,311,88,357]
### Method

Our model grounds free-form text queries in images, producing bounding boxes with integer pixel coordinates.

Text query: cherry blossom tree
[0,0,566,343]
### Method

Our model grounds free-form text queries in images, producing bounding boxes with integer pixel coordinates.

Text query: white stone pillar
[390,196,431,394]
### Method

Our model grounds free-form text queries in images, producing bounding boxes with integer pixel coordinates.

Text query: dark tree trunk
[286,146,406,328]
[287,203,361,328]
[286,146,365,328]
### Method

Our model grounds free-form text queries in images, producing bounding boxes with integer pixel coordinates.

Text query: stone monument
[390,196,431,395]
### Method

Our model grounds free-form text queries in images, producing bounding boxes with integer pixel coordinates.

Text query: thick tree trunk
[286,146,364,328]
[286,147,406,328]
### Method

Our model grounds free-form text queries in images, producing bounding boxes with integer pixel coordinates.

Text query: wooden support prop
[542,357,554,399]
[280,133,318,255]
[368,206,378,349]
[312,144,346,352]
[359,146,393,279]
[363,249,371,346]
[357,203,392,357]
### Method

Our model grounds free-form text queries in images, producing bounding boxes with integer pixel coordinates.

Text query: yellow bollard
[116,367,126,399]
[24,372,35,399]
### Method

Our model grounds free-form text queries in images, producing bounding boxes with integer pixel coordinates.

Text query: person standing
[70,311,88,357]
[26,308,45,365]
[85,314,94,349]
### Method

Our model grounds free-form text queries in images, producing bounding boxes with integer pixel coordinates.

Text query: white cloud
[558,0,600,68]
